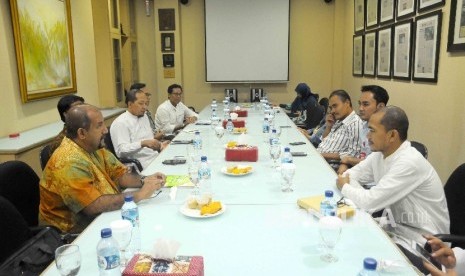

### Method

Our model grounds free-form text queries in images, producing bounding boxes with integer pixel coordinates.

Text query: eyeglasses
[171,93,183,96]
[336,197,347,208]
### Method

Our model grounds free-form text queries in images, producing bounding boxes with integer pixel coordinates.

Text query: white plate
[179,203,226,218]
[221,166,254,176]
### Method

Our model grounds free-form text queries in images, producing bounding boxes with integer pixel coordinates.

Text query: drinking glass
[280,163,296,192]
[188,163,200,195]
[318,216,343,263]
[187,145,199,163]
[55,244,81,276]
[269,144,281,168]
[214,126,225,145]
[110,219,133,267]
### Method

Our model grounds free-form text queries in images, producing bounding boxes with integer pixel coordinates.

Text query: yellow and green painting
[17,0,72,93]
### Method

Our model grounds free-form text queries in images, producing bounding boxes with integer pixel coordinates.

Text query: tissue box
[122,254,204,276]
[225,146,258,162]
[230,110,248,117]
[222,120,245,128]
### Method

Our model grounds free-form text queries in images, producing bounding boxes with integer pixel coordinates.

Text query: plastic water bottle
[198,156,212,194]
[320,190,337,216]
[121,194,141,253]
[358,258,378,275]
[269,129,279,145]
[226,119,234,133]
[262,117,270,133]
[223,108,230,120]
[193,131,202,150]
[97,228,120,276]
[281,147,293,163]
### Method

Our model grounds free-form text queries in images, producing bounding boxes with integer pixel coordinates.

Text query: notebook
[297,195,355,219]
[164,175,194,188]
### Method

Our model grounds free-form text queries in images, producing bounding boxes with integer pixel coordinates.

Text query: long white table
[42,105,418,275]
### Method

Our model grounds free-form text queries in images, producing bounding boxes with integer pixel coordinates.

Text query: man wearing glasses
[155,84,198,134]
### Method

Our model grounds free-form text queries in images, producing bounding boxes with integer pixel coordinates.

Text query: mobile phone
[291,152,307,157]
[162,159,187,165]
[289,142,306,146]
[414,242,442,270]
[280,125,292,128]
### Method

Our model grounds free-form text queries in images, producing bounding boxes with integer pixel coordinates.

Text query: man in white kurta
[111,90,167,169]
[155,84,198,134]
[337,106,449,245]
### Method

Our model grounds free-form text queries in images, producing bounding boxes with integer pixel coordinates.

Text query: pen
[152,190,162,198]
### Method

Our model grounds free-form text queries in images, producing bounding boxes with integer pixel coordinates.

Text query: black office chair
[410,141,428,159]
[39,144,53,170]
[0,161,40,227]
[0,196,32,264]
[103,126,143,173]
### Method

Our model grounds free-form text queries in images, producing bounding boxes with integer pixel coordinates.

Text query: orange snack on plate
[200,201,222,215]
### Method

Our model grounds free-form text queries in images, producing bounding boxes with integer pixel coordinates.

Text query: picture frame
[397,0,416,20]
[413,11,442,82]
[161,33,175,52]
[158,9,175,31]
[9,0,76,103]
[380,0,395,25]
[353,34,364,76]
[393,20,414,80]
[418,0,445,13]
[447,0,465,52]
[366,0,379,29]
[377,25,393,78]
[364,31,377,77]
[354,0,365,33]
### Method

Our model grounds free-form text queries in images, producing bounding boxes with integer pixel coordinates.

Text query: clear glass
[269,144,281,168]
[280,163,296,192]
[110,219,132,267]
[319,216,343,263]
[214,126,225,145]
[55,244,81,276]
[188,162,200,195]
[187,144,200,163]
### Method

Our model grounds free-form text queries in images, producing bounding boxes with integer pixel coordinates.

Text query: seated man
[298,97,329,147]
[111,89,169,169]
[338,85,389,174]
[155,84,198,134]
[49,94,85,153]
[317,90,363,169]
[129,83,164,140]
[337,106,449,245]
[39,105,165,233]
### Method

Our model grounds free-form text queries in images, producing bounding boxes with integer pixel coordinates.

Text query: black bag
[0,226,64,276]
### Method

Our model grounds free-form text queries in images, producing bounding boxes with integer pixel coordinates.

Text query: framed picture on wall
[418,0,445,13]
[377,26,393,78]
[354,0,365,33]
[413,11,442,82]
[364,31,377,77]
[397,0,416,20]
[353,34,364,76]
[447,0,465,52]
[161,33,175,52]
[366,0,379,29]
[393,19,413,80]
[380,0,395,25]
[158,9,175,31]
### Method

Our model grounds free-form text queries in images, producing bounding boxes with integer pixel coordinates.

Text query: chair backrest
[0,161,40,227]
[103,126,117,156]
[39,144,53,170]
[0,195,32,263]
[410,141,428,159]
[444,163,465,249]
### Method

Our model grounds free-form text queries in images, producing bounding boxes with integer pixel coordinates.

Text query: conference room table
[42,104,419,275]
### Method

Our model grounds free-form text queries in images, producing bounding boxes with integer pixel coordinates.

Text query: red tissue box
[230,110,248,117]
[222,120,245,128]
[225,146,258,162]
[122,254,204,276]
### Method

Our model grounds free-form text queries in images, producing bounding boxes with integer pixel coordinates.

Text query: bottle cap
[101,228,112,238]
[201,156,207,162]
[124,194,134,202]
[325,190,334,197]
[228,119,232,121]
[272,129,276,133]
[363,257,377,270]
[195,131,200,135]
[284,147,290,152]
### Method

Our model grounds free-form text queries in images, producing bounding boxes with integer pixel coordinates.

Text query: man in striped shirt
[317,90,363,170]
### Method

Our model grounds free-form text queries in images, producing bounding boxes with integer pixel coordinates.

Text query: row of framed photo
[354,0,445,33]
[353,10,442,82]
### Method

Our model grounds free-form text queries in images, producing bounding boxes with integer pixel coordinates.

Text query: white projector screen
[205,0,290,83]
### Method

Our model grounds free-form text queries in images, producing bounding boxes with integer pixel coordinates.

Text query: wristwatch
[140,175,146,186]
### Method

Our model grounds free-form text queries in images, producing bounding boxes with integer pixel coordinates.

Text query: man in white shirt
[317,90,363,170]
[338,85,389,174]
[336,106,449,245]
[154,84,198,134]
[110,89,168,169]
